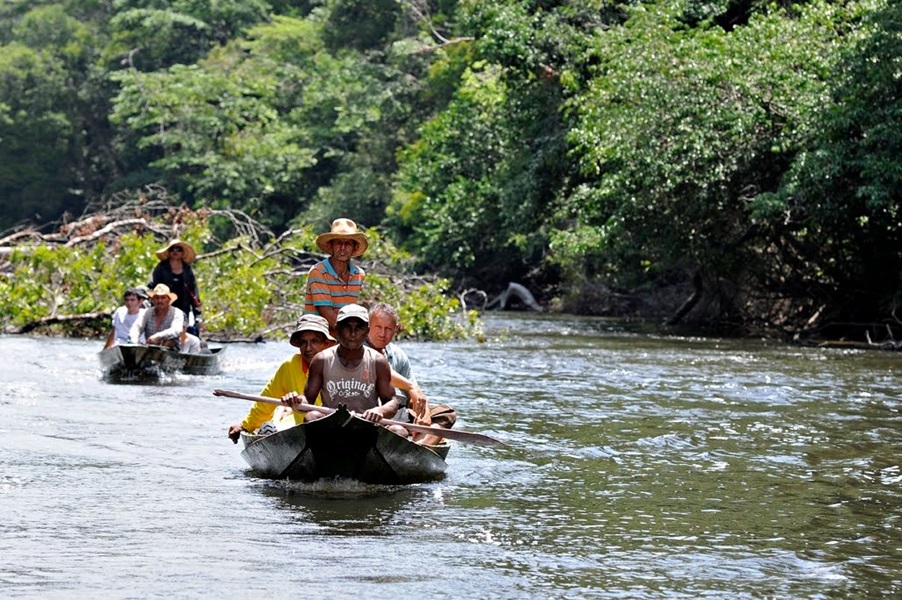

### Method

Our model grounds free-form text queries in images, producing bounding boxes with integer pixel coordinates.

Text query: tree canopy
[1,0,899,343]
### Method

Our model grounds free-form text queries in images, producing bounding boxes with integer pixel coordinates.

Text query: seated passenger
[179,323,202,354]
[282,304,407,437]
[227,314,335,442]
[104,287,148,349]
[366,302,457,445]
[128,284,184,348]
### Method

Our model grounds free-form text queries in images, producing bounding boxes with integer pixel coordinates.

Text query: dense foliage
[1,0,899,342]
[0,204,480,340]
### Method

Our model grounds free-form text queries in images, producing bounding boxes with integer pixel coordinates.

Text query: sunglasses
[170,246,183,252]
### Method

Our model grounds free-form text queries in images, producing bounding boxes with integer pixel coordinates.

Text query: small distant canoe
[99,343,224,380]
[240,405,450,485]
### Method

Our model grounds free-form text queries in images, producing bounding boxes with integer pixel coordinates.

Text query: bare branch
[65,218,153,247]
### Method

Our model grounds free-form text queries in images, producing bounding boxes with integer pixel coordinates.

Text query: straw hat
[155,239,197,264]
[148,283,178,303]
[290,314,335,347]
[315,218,368,258]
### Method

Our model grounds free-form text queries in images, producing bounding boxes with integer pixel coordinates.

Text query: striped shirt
[304,258,366,315]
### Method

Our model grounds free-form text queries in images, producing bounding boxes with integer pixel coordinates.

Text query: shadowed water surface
[0,313,899,598]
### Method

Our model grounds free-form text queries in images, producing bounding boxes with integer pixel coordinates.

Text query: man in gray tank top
[282,304,406,436]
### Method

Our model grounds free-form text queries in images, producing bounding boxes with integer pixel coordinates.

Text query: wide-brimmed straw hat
[290,314,335,346]
[155,239,197,264]
[315,218,368,258]
[148,283,178,303]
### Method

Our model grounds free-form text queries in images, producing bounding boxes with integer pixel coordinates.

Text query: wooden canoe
[239,405,450,485]
[99,343,224,380]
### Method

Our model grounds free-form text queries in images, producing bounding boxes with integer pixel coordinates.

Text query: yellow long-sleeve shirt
[240,354,321,432]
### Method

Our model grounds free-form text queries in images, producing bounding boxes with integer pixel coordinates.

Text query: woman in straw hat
[227,314,336,441]
[304,218,369,334]
[149,239,203,335]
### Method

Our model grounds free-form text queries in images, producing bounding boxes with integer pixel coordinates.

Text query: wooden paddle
[212,388,506,448]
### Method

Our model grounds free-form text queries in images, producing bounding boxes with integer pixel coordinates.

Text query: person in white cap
[304,218,369,334]
[228,314,335,442]
[282,304,407,436]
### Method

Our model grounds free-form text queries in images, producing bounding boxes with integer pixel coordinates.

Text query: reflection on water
[0,314,899,598]
[258,479,422,534]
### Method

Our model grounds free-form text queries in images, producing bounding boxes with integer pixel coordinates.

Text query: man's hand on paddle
[280,391,308,408]
[360,407,385,423]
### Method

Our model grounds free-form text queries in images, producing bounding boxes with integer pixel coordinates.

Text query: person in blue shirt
[366,302,457,445]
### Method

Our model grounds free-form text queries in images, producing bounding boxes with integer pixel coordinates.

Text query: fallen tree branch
[486,282,543,312]
[459,288,488,312]
[6,311,111,334]
[667,271,703,326]
[65,218,154,247]
[198,244,248,262]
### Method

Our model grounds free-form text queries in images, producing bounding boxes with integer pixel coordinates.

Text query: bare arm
[103,328,116,349]
[390,368,416,392]
[315,306,339,331]
[359,354,398,423]
[390,368,429,420]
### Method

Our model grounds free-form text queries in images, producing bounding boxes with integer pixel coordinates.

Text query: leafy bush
[0,210,480,341]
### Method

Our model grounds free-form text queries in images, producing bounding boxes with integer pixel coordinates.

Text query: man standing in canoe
[128,284,184,347]
[304,218,368,336]
[282,304,407,436]
[366,302,457,445]
[227,314,334,442]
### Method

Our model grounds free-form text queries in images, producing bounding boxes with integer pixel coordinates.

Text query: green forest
[1,0,900,344]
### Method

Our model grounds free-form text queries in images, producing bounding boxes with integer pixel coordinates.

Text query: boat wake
[263,477,415,498]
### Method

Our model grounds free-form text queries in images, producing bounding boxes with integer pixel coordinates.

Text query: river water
[1,314,899,598]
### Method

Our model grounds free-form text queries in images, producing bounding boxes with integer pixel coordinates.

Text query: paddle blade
[387,420,507,448]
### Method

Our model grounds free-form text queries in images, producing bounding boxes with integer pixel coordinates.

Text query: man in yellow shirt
[227,314,334,442]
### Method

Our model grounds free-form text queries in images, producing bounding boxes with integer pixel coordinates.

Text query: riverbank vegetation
[0,200,478,341]
[1,0,899,345]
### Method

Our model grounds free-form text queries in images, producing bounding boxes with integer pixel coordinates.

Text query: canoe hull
[99,343,224,380]
[240,406,448,485]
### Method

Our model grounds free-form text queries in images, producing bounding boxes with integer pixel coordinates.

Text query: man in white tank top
[282,304,406,436]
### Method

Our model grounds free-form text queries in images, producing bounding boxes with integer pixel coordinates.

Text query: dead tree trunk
[486,282,543,312]
[667,272,703,326]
